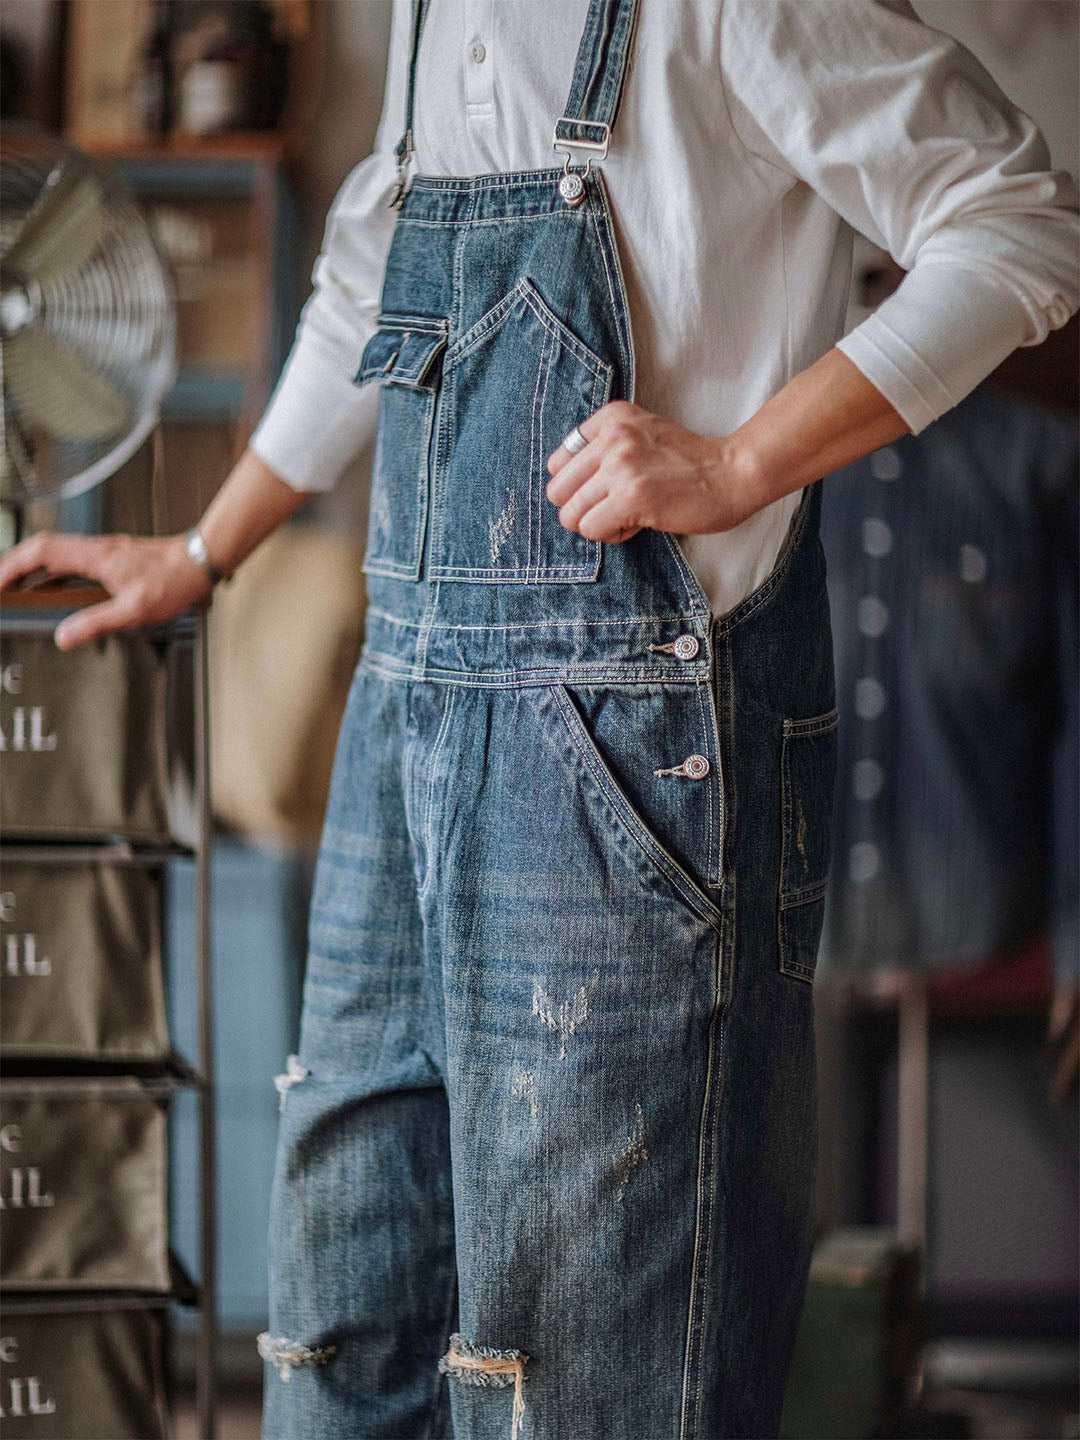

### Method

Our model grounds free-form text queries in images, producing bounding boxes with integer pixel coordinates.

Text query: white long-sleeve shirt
[250,0,1079,618]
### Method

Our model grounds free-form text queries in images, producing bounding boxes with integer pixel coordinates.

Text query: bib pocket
[355,315,448,581]
[777,707,838,982]
[432,276,612,584]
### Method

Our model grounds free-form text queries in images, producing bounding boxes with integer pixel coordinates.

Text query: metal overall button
[559,170,586,206]
[654,754,711,780]
[648,634,700,660]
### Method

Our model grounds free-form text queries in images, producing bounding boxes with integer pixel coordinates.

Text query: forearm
[195,446,311,578]
[725,348,910,518]
[546,348,911,541]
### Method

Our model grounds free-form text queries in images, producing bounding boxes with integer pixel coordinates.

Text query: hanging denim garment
[263,3,838,1437]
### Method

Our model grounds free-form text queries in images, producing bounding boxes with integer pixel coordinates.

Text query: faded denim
[262,2,837,1436]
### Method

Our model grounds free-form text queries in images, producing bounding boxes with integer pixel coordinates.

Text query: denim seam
[530,321,550,577]
[426,565,603,581]
[780,879,828,909]
[713,486,813,638]
[590,175,636,398]
[398,211,587,230]
[588,195,624,375]
[660,532,711,617]
[782,707,839,738]
[423,1273,460,1440]
[365,608,706,631]
[418,686,456,903]
[409,167,591,190]
[549,684,724,933]
[522,278,612,379]
[363,655,714,689]
[446,286,524,365]
[680,887,732,1440]
[692,678,715,887]
[720,636,736,888]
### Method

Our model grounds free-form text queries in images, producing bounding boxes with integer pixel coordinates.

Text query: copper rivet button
[673,634,700,660]
[683,754,710,779]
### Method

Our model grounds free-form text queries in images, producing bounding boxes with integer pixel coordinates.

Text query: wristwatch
[184,527,229,586]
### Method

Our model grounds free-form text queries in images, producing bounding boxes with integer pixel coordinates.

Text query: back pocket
[356,315,448,581]
[778,707,838,982]
[431,277,612,583]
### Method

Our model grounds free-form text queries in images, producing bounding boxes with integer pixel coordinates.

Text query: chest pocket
[430,276,612,584]
[356,316,448,581]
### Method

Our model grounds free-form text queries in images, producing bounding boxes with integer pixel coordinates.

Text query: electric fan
[0,126,177,527]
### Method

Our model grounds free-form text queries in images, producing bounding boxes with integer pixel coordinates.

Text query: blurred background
[0,3,1075,1438]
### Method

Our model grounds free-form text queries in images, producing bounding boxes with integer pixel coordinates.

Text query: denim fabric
[819,389,1079,981]
[262,6,837,1435]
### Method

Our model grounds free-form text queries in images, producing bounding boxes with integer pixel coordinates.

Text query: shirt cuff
[248,333,379,492]
[837,263,1035,435]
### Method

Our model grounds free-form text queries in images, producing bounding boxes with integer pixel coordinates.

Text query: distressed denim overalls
[262,2,838,1436]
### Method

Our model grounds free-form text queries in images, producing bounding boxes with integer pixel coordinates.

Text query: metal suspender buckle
[390,129,414,209]
[552,119,610,207]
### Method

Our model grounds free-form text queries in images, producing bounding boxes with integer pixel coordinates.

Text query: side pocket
[778,707,838,982]
[355,317,448,581]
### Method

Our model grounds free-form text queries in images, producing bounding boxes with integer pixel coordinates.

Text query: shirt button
[470,39,486,63]
[673,634,700,660]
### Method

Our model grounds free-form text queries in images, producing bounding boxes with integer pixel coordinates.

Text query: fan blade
[4,330,129,441]
[0,406,38,502]
[5,167,107,282]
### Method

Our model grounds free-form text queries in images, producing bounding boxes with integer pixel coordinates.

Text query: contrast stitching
[780,879,828,909]
[714,488,813,637]
[530,322,550,578]
[362,655,711,689]
[782,708,839,738]
[550,686,724,933]
[364,608,704,631]
[692,679,715,883]
[418,686,456,902]
[518,278,611,379]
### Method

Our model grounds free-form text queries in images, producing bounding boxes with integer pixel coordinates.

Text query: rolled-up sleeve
[248,5,409,490]
[719,0,1080,434]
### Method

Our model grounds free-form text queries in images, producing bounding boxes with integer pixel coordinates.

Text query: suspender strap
[554,0,640,160]
[393,0,430,197]
[393,0,639,200]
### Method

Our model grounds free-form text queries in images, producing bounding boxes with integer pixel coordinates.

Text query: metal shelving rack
[0,596,217,1439]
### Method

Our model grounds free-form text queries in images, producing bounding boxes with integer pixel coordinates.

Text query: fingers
[573,491,644,543]
[53,593,140,651]
[0,532,108,592]
[545,408,606,477]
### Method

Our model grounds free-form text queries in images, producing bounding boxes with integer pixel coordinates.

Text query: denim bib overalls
[263,3,838,1437]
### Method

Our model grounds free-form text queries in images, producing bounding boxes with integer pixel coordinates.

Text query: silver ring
[563,425,589,456]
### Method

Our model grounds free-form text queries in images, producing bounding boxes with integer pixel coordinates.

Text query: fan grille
[1,129,177,505]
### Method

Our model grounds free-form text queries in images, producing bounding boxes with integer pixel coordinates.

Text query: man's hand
[547,348,909,542]
[546,401,759,542]
[0,532,212,649]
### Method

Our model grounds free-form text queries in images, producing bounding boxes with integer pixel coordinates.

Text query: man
[1,3,1076,1436]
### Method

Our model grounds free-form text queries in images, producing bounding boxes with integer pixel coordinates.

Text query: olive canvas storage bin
[0,860,169,1061]
[0,1079,170,1292]
[0,627,178,842]
[0,1303,169,1439]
